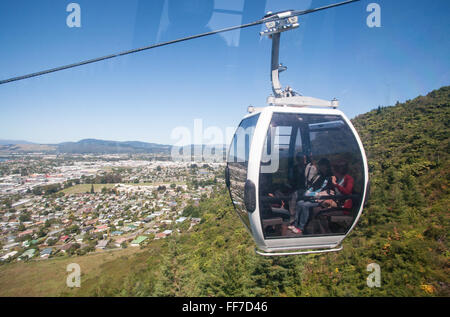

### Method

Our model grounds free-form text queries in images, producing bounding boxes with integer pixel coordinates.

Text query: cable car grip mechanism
[261,11,339,109]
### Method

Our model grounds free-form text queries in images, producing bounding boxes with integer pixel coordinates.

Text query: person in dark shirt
[304,153,318,189]
[287,152,307,225]
[289,158,333,234]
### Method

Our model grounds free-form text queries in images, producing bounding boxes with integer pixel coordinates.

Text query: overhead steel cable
[0,19,262,85]
[0,0,359,85]
[291,0,359,17]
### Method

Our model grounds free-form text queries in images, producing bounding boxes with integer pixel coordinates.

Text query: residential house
[176,217,187,224]
[18,249,36,260]
[154,232,166,240]
[18,229,34,238]
[96,239,109,250]
[0,251,18,261]
[130,236,148,247]
[60,243,73,253]
[2,242,19,250]
[114,237,131,248]
[94,224,108,233]
[40,248,52,258]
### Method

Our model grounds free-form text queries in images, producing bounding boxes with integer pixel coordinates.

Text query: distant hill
[56,139,172,154]
[0,143,57,153]
[0,138,227,156]
[0,138,172,154]
[0,140,36,145]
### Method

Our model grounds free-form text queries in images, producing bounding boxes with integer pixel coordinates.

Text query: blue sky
[0,0,449,145]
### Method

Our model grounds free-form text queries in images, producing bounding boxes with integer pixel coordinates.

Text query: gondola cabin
[226,105,369,255]
[225,8,368,256]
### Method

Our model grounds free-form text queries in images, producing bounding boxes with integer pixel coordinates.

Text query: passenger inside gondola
[257,113,364,238]
[311,159,356,234]
[289,158,334,234]
[305,153,318,189]
[331,160,354,210]
[286,152,308,222]
[264,152,313,227]
[260,152,308,235]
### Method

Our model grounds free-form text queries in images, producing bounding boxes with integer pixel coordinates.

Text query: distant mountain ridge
[0,138,227,155]
[57,139,172,154]
[0,138,171,154]
[0,139,36,145]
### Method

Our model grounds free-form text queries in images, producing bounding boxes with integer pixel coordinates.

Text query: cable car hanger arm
[260,2,363,107]
[0,0,359,86]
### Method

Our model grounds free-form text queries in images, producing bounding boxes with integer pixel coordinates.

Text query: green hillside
[1,86,448,297]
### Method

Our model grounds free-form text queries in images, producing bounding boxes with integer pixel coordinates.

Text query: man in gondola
[290,158,333,234]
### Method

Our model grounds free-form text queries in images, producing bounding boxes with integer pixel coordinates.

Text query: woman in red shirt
[331,160,354,211]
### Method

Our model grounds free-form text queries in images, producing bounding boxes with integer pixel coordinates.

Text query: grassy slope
[0,247,148,296]
[61,184,116,194]
[0,87,448,297]
[60,182,185,194]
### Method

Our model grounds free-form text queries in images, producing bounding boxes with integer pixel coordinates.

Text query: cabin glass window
[259,113,365,239]
[227,114,260,230]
